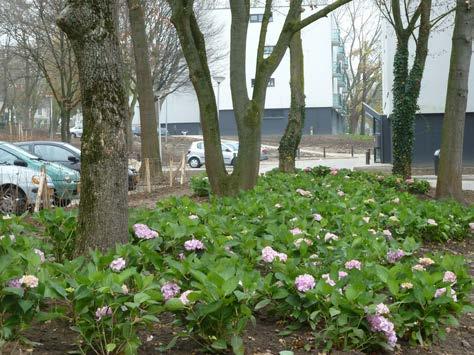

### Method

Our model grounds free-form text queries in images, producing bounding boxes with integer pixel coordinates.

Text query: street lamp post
[213,76,225,121]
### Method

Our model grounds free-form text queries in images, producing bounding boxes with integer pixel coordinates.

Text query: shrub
[190,174,211,197]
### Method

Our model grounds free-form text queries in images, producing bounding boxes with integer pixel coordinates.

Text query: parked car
[15,141,138,191]
[70,125,83,138]
[132,126,169,137]
[0,163,54,214]
[186,140,268,168]
[0,142,80,206]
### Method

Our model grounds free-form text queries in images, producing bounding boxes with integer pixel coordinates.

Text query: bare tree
[58,0,130,253]
[127,0,162,180]
[0,0,80,142]
[436,0,473,202]
[167,0,352,195]
[335,0,382,134]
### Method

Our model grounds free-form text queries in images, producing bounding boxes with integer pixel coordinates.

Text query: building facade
[381,12,474,166]
[134,1,349,136]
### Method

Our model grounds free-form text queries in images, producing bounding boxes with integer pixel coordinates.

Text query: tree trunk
[168,3,232,195]
[436,0,473,202]
[127,0,162,180]
[57,0,129,254]
[391,0,432,178]
[279,24,305,173]
[59,104,71,143]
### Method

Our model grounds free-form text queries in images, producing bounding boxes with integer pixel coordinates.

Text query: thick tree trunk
[127,0,162,180]
[391,0,432,178]
[57,0,129,254]
[436,0,473,202]
[279,25,305,173]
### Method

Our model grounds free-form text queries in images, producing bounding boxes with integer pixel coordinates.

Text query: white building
[134,1,348,136]
[380,11,474,165]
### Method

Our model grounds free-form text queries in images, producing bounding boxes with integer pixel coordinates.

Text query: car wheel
[54,197,71,207]
[188,157,201,168]
[71,133,77,138]
[0,185,27,215]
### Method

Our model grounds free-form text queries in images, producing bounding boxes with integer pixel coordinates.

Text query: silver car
[186,141,238,168]
[0,163,54,214]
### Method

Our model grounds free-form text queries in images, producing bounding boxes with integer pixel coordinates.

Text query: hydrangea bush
[0,167,473,354]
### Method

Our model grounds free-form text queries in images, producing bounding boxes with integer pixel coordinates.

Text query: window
[249,13,273,23]
[0,148,18,165]
[263,46,274,56]
[196,142,203,150]
[251,78,275,87]
[263,109,285,120]
[34,145,72,161]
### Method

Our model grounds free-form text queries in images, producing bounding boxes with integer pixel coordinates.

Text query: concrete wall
[380,113,474,166]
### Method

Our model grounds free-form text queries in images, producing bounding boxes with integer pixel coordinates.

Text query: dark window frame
[251,78,275,87]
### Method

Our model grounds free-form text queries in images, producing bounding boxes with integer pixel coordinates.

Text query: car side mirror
[13,159,27,167]
[68,156,79,163]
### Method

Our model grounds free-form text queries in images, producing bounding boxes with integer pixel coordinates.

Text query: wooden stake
[180,153,186,185]
[169,158,173,187]
[145,158,151,193]
[34,166,46,212]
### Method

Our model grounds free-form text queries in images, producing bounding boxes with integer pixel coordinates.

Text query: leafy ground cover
[1,167,473,354]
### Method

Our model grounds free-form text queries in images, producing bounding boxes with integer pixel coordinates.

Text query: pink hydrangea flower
[121,284,129,294]
[330,168,339,175]
[34,249,45,263]
[427,219,438,226]
[95,306,112,321]
[161,282,180,300]
[8,278,22,288]
[19,275,39,288]
[313,213,323,221]
[345,260,362,270]
[406,178,414,185]
[184,238,205,251]
[387,249,405,263]
[296,188,312,197]
[261,246,287,263]
[362,217,370,223]
[188,215,199,220]
[133,224,158,240]
[322,273,336,286]
[110,257,126,272]
[375,303,390,315]
[382,229,393,239]
[418,257,435,266]
[392,197,400,204]
[290,227,303,236]
[400,282,413,289]
[412,264,426,272]
[294,238,313,248]
[338,271,348,279]
[295,274,315,292]
[324,232,339,242]
[337,190,345,197]
[367,315,397,347]
[469,222,474,231]
[434,287,446,298]
[179,290,193,305]
[178,253,185,260]
[443,271,456,284]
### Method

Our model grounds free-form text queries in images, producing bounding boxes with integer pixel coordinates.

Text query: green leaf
[231,335,244,355]
[165,298,185,311]
[279,351,294,355]
[19,300,34,313]
[134,292,151,304]
[329,307,341,317]
[106,343,116,353]
[211,339,227,350]
[254,299,271,311]
[375,265,389,283]
[3,287,24,297]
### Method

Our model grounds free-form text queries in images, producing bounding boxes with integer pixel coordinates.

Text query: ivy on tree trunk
[436,0,473,202]
[57,0,130,254]
[389,0,432,178]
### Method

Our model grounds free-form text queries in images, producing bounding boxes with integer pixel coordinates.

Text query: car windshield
[62,143,81,155]
[1,142,42,160]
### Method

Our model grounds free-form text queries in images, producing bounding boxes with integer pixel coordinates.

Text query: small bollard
[323,147,326,158]
[351,146,354,157]
[366,149,371,165]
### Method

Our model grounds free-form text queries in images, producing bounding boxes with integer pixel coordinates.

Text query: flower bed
[1,167,473,354]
